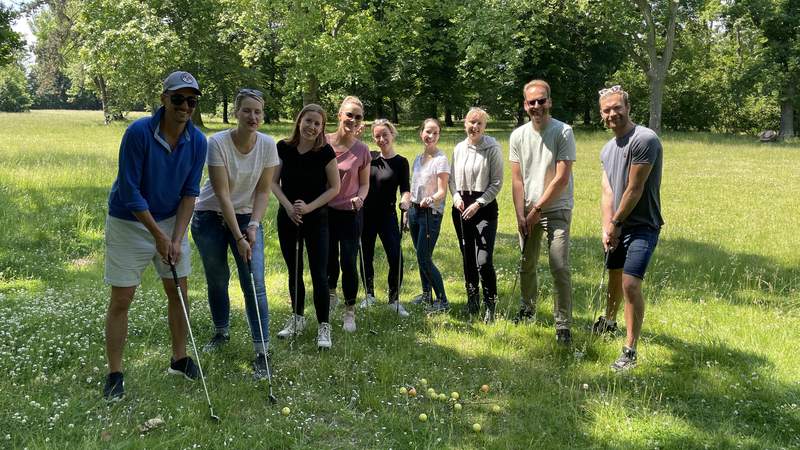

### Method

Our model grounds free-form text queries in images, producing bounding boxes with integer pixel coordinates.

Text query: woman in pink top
[326,96,371,333]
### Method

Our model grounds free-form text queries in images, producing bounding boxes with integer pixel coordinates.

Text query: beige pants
[518,209,572,330]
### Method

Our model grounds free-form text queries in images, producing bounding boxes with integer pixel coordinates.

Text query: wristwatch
[611,219,623,227]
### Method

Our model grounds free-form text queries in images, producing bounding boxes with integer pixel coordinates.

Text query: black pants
[361,205,402,303]
[327,207,362,306]
[452,194,498,307]
[277,207,329,323]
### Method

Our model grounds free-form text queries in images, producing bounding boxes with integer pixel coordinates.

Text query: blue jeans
[191,210,269,347]
[408,206,447,301]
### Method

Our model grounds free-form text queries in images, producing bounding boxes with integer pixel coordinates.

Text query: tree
[1,4,24,66]
[0,62,32,112]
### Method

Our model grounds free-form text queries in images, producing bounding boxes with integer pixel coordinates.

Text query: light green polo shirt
[508,118,576,213]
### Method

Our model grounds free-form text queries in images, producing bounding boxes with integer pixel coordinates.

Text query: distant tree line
[1,0,798,137]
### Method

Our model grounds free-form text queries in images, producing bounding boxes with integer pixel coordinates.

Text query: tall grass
[0,110,798,449]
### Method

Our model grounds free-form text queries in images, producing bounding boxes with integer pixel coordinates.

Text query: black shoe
[202,333,229,352]
[252,353,272,382]
[168,356,199,381]
[611,346,637,372]
[556,329,572,346]
[592,316,618,335]
[513,307,534,324]
[483,306,495,324]
[103,372,125,402]
[465,293,480,315]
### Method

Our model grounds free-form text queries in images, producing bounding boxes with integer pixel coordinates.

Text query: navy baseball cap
[162,71,201,95]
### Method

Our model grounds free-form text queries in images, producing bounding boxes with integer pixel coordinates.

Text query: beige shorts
[104,215,191,287]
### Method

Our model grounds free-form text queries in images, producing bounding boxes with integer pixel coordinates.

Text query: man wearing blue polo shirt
[103,71,208,401]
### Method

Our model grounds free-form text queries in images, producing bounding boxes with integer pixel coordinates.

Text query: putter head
[209,408,221,422]
[368,329,378,336]
[268,394,278,404]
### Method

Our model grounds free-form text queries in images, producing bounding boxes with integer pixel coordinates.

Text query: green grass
[0,110,798,449]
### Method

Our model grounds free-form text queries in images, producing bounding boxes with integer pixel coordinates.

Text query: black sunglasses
[344,111,363,121]
[170,94,198,108]
[238,88,264,99]
[527,98,548,107]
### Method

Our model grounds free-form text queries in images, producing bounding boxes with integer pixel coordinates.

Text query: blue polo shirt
[108,107,207,221]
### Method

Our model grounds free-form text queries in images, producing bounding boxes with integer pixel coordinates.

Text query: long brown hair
[287,104,327,150]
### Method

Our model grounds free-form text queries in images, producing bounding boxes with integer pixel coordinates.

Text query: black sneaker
[168,356,199,381]
[483,301,496,324]
[611,347,637,372]
[512,307,535,324]
[202,333,230,352]
[556,329,572,346]
[465,293,480,316]
[103,372,124,402]
[252,353,272,382]
[426,300,450,314]
[592,316,618,335]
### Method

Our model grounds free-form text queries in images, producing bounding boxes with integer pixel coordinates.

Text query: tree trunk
[303,75,320,105]
[583,105,591,126]
[93,75,111,125]
[780,84,795,137]
[390,98,399,124]
[444,106,453,127]
[222,92,229,124]
[516,107,525,127]
[647,73,665,134]
[375,96,385,120]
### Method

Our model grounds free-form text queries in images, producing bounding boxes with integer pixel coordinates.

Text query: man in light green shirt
[509,79,576,345]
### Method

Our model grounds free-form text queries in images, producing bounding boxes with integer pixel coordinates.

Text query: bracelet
[247,220,260,228]
[236,235,247,242]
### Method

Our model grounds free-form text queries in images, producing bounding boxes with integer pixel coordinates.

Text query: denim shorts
[606,226,660,280]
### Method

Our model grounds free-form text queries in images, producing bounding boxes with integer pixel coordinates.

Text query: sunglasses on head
[343,111,363,121]
[169,94,198,108]
[238,88,264,98]
[598,85,623,98]
[527,98,548,107]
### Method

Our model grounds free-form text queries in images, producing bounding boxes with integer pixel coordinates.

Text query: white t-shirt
[410,149,450,214]
[195,129,279,214]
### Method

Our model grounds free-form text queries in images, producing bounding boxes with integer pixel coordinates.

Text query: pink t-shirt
[326,134,371,210]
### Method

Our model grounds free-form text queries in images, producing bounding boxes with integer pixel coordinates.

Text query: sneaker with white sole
[611,346,637,372]
[317,322,332,349]
[252,353,272,381]
[329,291,339,314]
[342,308,356,333]
[411,291,431,305]
[202,332,229,352]
[276,314,306,339]
[168,356,199,381]
[359,294,377,309]
[388,302,410,317]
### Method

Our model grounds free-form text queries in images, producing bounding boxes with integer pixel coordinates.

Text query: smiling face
[338,102,364,136]
[599,92,632,134]
[523,85,551,124]
[372,124,395,151]
[299,110,324,141]
[420,120,440,150]
[161,87,198,125]
[235,96,264,133]
[464,112,486,143]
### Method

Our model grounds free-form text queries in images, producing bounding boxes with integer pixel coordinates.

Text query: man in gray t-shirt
[509,79,576,344]
[595,85,663,372]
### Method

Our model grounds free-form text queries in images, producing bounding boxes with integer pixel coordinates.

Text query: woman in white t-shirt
[408,118,450,313]
[190,89,279,380]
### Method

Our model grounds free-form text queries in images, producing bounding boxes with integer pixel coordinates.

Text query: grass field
[0,110,798,449]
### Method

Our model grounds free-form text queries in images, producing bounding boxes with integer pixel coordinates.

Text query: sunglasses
[238,88,264,99]
[527,98,548,107]
[598,85,623,98]
[343,111,363,121]
[169,94,198,108]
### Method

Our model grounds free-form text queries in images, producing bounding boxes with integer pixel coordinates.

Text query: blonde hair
[372,118,398,138]
[287,104,327,150]
[234,88,265,113]
[465,107,488,123]
[338,95,364,113]
[523,79,551,98]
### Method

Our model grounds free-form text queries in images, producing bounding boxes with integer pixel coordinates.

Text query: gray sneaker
[425,300,450,314]
[611,347,637,372]
[202,332,229,352]
[317,322,332,349]
[252,353,272,381]
[359,294,377,309]
[342,308,356,333]
[388,302,410,317]
[276,314,306,338]
[411,292,431,305]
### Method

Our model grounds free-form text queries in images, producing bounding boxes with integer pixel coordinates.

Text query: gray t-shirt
[600,125,663,230]
[508,118,576,213]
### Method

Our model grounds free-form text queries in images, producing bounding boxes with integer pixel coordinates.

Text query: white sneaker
[388,302,410,318]
[342,308,356,333]
[359,294,377,309]
[276,314,306,338]
[317,322,332,349]
[329,291,339,314]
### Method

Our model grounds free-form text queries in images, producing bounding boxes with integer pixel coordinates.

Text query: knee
[622,277,642,300]
[109,292,134,315]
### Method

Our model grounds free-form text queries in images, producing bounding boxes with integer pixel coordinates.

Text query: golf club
[168,262,219,422]
[504,233,528,322]
[291,225,301,349]
[352,198,377,335]
[588,249,612,342]
[394,209,405,316]
[247,256,277,404]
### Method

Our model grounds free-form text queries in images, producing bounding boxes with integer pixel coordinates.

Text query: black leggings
[277,207,329,323]
[452,194,498,305]
[361,206,402,302]
[327,207,362,306]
